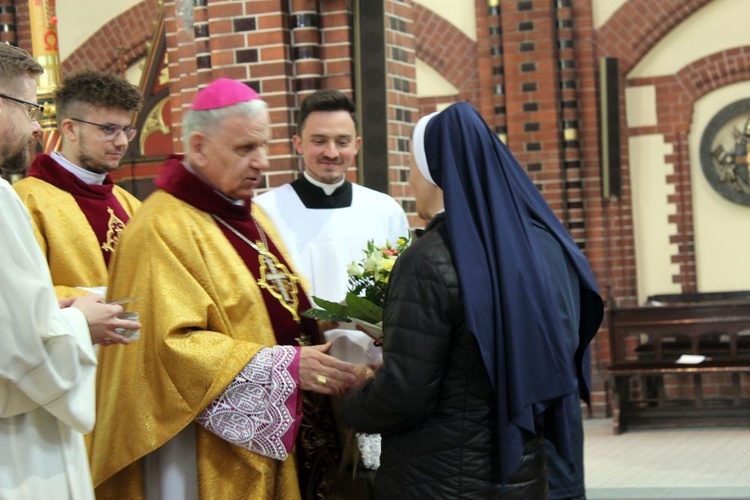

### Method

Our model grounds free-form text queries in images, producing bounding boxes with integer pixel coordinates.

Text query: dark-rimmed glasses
[0,93,45,121]
[70,117,137,142]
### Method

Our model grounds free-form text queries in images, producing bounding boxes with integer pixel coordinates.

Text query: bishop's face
[293,110,361,185]
[189,110,271,200]
[0,76,42,173]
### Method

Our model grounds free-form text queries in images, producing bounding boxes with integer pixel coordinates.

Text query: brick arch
[412,3,478,101]
[62,0,161,75]
[597,0,712,74]
[672,48,750,125]
[626,48,750,151]
[625,47,750,292]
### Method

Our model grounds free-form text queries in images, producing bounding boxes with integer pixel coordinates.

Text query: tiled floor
[584,418,750,499]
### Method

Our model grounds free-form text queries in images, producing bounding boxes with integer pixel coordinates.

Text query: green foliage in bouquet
[302,236,411,324]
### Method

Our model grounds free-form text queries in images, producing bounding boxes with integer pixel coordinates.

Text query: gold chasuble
[90,157,324,500]
[13,154,140,299]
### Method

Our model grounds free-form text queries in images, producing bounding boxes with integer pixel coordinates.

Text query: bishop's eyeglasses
[70,117,137,142]
[0,93,45,121]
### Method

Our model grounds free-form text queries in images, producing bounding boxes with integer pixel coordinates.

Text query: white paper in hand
[324,327,382,365]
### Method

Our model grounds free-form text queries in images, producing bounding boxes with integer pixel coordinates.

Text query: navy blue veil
[418,102,603,482]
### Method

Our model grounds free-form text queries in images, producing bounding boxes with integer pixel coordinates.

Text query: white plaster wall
[629,135,681,303]
[689,80,750,292]
[591,0,628,29]
[626,85,658,128]
[415,57,459,98]
[57,0,141,60]
[629,0,747,78]
[414,0,476,41]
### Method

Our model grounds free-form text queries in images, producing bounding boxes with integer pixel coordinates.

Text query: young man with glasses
[14,70,144,299]
[0,43,139,499]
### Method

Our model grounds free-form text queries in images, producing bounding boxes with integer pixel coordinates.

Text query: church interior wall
[689,81,750,292]
[414,58,459,98]
[628,134,681,303]
[56,0,141,60]
[413,0,476,42]
[621,0,750,299]
[628,0,744,79]
[590,0,628,28]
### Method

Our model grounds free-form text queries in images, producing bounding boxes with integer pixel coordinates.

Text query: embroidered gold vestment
[13,176,140,298]
[90,191,301,499]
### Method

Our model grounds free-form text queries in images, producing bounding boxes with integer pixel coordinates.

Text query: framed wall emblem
[699,98,750,206]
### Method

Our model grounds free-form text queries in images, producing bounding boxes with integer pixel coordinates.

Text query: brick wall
[386,0,418,225]
[0,1,17,46]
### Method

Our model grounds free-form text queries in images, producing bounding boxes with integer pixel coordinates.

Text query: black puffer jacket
[341,215,548,499]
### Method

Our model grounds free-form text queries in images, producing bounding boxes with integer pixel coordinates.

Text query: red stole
[27,153,130,267]
[155,156,317,346]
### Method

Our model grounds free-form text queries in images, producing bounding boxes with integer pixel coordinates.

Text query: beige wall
[415,58,459,98]
[591,0,627,29]
[630,0,745,78]
[628,135,682,303]
[57,0,141,60]
[689,80,750,292]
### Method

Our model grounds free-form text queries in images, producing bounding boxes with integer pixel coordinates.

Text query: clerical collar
[154,155,250,221]
[290,172,353,209]
[183,161,244,206]
[303,171,345,195]
[52,151,107,185]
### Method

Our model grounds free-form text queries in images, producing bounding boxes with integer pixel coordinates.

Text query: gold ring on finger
[316,374,327,385]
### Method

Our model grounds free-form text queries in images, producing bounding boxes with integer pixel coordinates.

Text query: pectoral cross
[255,243,300,321]
[262,254,292,303]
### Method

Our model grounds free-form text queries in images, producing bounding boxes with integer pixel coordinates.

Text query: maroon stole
[27,154,131,267]
[154,156,318,346]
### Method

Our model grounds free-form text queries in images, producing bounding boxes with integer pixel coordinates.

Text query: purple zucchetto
[191,78,261,111]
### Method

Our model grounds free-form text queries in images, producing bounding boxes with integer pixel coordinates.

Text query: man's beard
[78,150,114,174]
[0,145,30,173]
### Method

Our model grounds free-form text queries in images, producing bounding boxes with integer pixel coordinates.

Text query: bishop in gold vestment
[90,79,358,500]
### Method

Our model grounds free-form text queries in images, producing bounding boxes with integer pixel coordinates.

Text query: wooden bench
[607,295,750,434]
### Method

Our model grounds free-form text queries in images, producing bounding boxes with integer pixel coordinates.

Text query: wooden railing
[607,293,750,434]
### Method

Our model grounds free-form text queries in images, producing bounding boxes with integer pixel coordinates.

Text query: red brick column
[319,0,353,93]
[0,1,17,46]
[386,0,418,223]
[13,1,30,53]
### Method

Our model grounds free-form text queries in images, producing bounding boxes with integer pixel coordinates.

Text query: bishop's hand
[299,342,357,395]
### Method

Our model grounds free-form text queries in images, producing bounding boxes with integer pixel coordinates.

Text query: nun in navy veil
[341,102,603,499]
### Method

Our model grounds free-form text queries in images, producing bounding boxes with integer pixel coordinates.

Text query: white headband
[411,111,439,186]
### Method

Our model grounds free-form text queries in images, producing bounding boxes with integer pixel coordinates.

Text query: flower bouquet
[302,236,410,340]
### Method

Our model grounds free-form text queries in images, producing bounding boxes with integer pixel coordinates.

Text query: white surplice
[255,182,410,303]
[0,178,97,500]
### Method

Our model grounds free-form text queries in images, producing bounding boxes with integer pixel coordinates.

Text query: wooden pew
[607,294,750,433]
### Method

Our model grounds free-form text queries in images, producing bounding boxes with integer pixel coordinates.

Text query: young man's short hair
[296,89,356,134]
[54,70,143,125]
